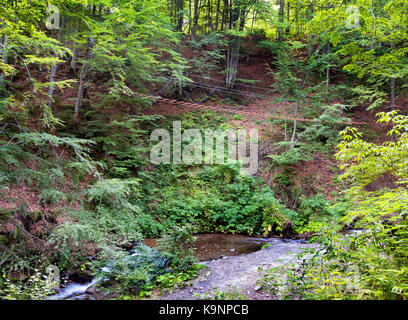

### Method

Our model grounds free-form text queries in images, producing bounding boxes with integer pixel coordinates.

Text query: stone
[86,286,96,294]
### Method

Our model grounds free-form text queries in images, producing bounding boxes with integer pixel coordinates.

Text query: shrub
[0,270,56,300]
[267,112,408,300]
[158,225,197,272]
[95,243,169,296]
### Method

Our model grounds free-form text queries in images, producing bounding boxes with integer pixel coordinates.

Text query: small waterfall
[48,278,99,300]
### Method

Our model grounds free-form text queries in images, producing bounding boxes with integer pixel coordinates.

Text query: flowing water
[49,234,307,300]
[48,278,98,300]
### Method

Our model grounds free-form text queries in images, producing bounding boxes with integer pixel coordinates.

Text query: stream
[48,234,313,300]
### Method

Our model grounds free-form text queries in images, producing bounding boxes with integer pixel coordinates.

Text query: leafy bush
[0,271,56,300]
[96,243,169,296]
[292,194,333,231]
[155,265,203,289]
[150,164,294,236]
[48,179,145,270]
[38,189,66,206]
[266,112,408,300]
[158,225,197,272]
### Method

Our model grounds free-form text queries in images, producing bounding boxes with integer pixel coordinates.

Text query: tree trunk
[209,0,214,32]
[48,18,65,115]
[48,58,59,115]
[192,0,200,39]
[177,0,184,32]
[251,9,257,31]
[188,0,192,38]
[0,35,8,85]
[215,0,221,31]
[225,0,247,88]
[278,0,285,41]
[295,7,299,36]
[290,103,298,150]
[307,3,314,57]
[325,66,330,101]
[226,37,241,88]
[286,1,290,35]
[325,42,330,102]
[390,77,396,109]
[69,46,78,75]
[221,0,228,31]
[74,38,93,129]
[69,23,79,75]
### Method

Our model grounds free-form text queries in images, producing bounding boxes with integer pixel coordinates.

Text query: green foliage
[268,112,408,300]
[260,194,293,237]
[292,194,333,231]
[38,189,66,206]
[197,287,249,300]
[93,241,201,298]
[155,265,203,289]
[48,178,144,269]
[0,270,56,300]
[3,0,408,301]
[95,243,169,297]
[148,164,293,236]
[78,114,163,178]
[186,33,224,78]
[349,85,388,111]
[158,225,197,272]
[300,104,351,154]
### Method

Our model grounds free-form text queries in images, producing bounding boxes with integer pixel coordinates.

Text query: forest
[1,0,408,301]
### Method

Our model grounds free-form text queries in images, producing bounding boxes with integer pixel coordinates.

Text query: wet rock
[86,286,96,294]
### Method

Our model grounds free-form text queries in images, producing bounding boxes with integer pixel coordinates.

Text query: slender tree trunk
[225,1,245,88]
[69,46,78,74]
[169,0,173,25]
[192,0,200,39]
[0,35,8,85]
[221,0,228,31]
[286,1,290,35]
[177,0,184,32]
[290,103,298,150]
[48,17,65,115]
[278,0,285,41]
[307,3,314,57]
[295,7,299,36]
[69,23,79,75]
[325,42,330,102]
[188,0,192,38]
[215,0,221,31]
[325,67,330,100]
[48,56,59,115]
[251,10,257,31]
[370,0,377,50]
[207,0,214,33]
[390,77,396,109]
[226,37,241,88]
[74,38,93,129]
[390,41,396,109]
